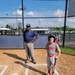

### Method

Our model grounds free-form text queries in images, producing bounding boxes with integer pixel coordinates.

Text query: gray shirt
[46,43,60,57]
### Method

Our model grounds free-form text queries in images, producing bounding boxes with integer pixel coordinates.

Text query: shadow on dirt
[3,52,25,61]
[15,61,46,75]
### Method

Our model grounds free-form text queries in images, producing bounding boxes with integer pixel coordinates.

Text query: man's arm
[31,35,39,43]
[34,35,39,41]
[23,31,26,42]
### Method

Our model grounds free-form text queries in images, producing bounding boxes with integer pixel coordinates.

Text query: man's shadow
[3,52,25,61]
[15,61,46,75]
[3,52,47,75]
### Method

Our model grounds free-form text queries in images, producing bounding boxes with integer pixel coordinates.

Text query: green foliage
[51,26,75,31]
[5,24,13,29]
[60,47,75,56]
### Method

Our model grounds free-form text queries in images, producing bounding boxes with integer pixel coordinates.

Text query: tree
[5,24,13,29]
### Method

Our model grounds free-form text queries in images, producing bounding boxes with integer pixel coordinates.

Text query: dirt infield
[0,49,75,75]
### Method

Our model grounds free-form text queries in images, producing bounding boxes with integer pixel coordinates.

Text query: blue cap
[26,23,31,27]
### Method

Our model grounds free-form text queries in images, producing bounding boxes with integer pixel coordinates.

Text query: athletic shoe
[25,60,29,63]
[33,61,36,64]
[46,74,50,75]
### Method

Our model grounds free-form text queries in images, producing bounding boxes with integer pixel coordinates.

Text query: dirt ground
[0,49,75,75]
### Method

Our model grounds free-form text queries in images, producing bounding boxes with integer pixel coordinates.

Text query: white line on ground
[28,64,47,66]
[25,64,59,75]
[25,64,47,75]
[12,73,19,75]
[0,65,8,75]
[25,68,29,75]
[54,69,59,75]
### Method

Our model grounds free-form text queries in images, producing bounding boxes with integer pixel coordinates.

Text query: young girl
[46,34,61,75]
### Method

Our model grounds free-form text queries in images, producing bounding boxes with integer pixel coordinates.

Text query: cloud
[26,12,34,16]
[54,9,75,23]
[13,9,22,16]
[17,10,22,15]
[54,9,64,17]
[0,21,4,24]
[15,9,75,28]
[25,11,52,17]
[53,9,64,22]
[68,17,75,22]
[0,20,8,27]
[1,9,75,28]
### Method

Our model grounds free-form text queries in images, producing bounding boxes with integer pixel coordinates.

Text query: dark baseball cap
[26,23,31,27]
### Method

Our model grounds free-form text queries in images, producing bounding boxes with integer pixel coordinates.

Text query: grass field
[61,47,75,56]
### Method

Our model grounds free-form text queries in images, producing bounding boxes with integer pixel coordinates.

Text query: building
[31,28,50,35]
[0,28,11,35]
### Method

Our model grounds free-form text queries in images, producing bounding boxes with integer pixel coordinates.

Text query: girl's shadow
[15,61,46,75]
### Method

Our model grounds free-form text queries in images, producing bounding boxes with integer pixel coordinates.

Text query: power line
[33,0,65,1]
[0,16,73,19]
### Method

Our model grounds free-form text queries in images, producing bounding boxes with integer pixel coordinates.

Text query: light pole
[21,0,24,32]
[5,13,8,25]
[21,0,25,48]
[14,8,18,31]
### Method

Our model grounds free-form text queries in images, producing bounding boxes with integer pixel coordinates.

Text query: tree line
[3,24,75,31]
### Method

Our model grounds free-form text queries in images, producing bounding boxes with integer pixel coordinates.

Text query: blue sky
[0,0,75,28]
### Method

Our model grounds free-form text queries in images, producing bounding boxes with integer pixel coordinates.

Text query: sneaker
[46,74,50,75]
[52,72,55,75]
[52,69,57,75]
[25,60,29,63]
[33,61,36,64]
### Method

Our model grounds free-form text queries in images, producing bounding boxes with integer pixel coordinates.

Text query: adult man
[23,23,39,64]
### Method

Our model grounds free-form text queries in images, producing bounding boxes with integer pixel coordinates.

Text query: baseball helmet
[26,23,31,27]
[48,34,56,42]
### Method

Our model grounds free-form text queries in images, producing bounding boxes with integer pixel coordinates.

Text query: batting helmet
[48,34,56,42]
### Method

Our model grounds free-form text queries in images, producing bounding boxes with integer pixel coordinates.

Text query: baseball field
[0,49,75,75]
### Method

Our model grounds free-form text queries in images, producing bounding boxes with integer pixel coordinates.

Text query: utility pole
[21,0,25,48]
[5,13,9,25]
[14,8,18,30]
[63,0,68,47]
[21,0,24,32]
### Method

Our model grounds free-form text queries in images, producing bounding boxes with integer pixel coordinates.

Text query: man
[23,23,39,64]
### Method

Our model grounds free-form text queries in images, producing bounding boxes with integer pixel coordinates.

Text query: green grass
[60,47,75,56]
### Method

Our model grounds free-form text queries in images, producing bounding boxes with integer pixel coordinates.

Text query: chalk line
[0,65,8,75]
[25,64,59,75]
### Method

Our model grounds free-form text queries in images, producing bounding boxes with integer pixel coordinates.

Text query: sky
[0,0,75,28]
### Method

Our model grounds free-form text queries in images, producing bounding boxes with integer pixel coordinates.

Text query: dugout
[31,28,50,35]
[0,28,11,35]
